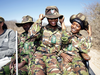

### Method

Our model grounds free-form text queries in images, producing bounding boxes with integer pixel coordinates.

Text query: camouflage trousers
[0,62,28,75]
[72,58,89,75]
[59,55,89,75]
[0,63,10,75]
[28,52,62,75]
[59,58,75,75]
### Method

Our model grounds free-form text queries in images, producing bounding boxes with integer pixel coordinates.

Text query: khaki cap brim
[45,14,63,19]
[16,22,34,27]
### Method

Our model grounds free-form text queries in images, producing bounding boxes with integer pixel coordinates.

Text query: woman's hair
[2,23,7,30]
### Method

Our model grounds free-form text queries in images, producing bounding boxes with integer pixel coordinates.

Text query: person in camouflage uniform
[0,15,36,75]
[59,13,92,75]
[27,6,70,75]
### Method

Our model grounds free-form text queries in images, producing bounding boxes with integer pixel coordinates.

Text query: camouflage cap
[70,13,89,29]
[0,16,5,22]
[16,15,34,27]
[70,14,77,23]
[76,13,89,29]
[76,13,86,21]
[45,6,63,18]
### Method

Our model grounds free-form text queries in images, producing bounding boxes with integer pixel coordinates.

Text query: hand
[14,63,22,70]
[60,16,66,30]
[9,62,14,70]
[9,59,16,70]
[39,14,45,20]
[59,16,64,24]
[13,63,22,72]
[85,25,92,36]
[61,53,72,62]
[14,60,26,70]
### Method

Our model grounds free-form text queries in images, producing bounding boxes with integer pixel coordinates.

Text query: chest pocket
[42,30,51,46]
[2,35,9,47]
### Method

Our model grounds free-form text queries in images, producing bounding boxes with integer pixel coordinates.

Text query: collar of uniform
[70,31,82,38]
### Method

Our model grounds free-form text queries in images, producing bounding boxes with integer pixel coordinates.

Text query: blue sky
[0,0,100,26]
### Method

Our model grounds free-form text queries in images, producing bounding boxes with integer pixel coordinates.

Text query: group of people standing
[0,6,92,75]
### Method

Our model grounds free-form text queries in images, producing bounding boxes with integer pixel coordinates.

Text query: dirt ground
[89,48,100,75]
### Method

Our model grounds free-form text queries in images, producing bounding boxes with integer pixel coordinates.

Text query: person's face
[47,18,58,26]
[0,22,4,30]
[22,23,32,32]
[71,22,81,34]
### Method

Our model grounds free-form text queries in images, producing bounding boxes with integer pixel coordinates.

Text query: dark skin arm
[14,60,27,69]
[59,16,66,30]
[9,59,27,71]
[39,14,45,21]
[60,52,72,62]
[9,59,16,70]
[85,25,92,37]
[12,60,27,72]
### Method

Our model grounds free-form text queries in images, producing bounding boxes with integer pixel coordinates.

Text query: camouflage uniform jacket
[11,32,36,63]
[28,19,69,55]
[62,32,92,60]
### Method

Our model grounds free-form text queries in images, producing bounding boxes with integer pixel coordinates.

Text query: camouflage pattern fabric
[27,19,69,75]
[28,52,62,75]
[28,20,68,54]
[0,62,28,75]
[58,58,76,75]
[60,32,92,75]
[0,63,10,75]
[17,32,36,63]
[0,32,36,75]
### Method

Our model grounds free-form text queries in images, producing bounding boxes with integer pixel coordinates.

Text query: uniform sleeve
[28,19,42,39]
[86,36,92,51]
[74,36,91,53]
[61,30,69,44]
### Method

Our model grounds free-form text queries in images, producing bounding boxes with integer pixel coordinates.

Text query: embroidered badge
[24,42,29,50]
[51,35,56,44]
[67,44,72,51]
[51,9,55,14]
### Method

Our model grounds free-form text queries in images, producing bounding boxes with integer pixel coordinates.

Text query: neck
[72,32,81,38]
[72,33,77,35]
[25,31,28,34]
[49,24,58,30]
[71,32,80,36]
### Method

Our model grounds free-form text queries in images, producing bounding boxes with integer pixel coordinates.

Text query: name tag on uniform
[24,42,29,50]
[51,35,56,44]
[67,43,72,51]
